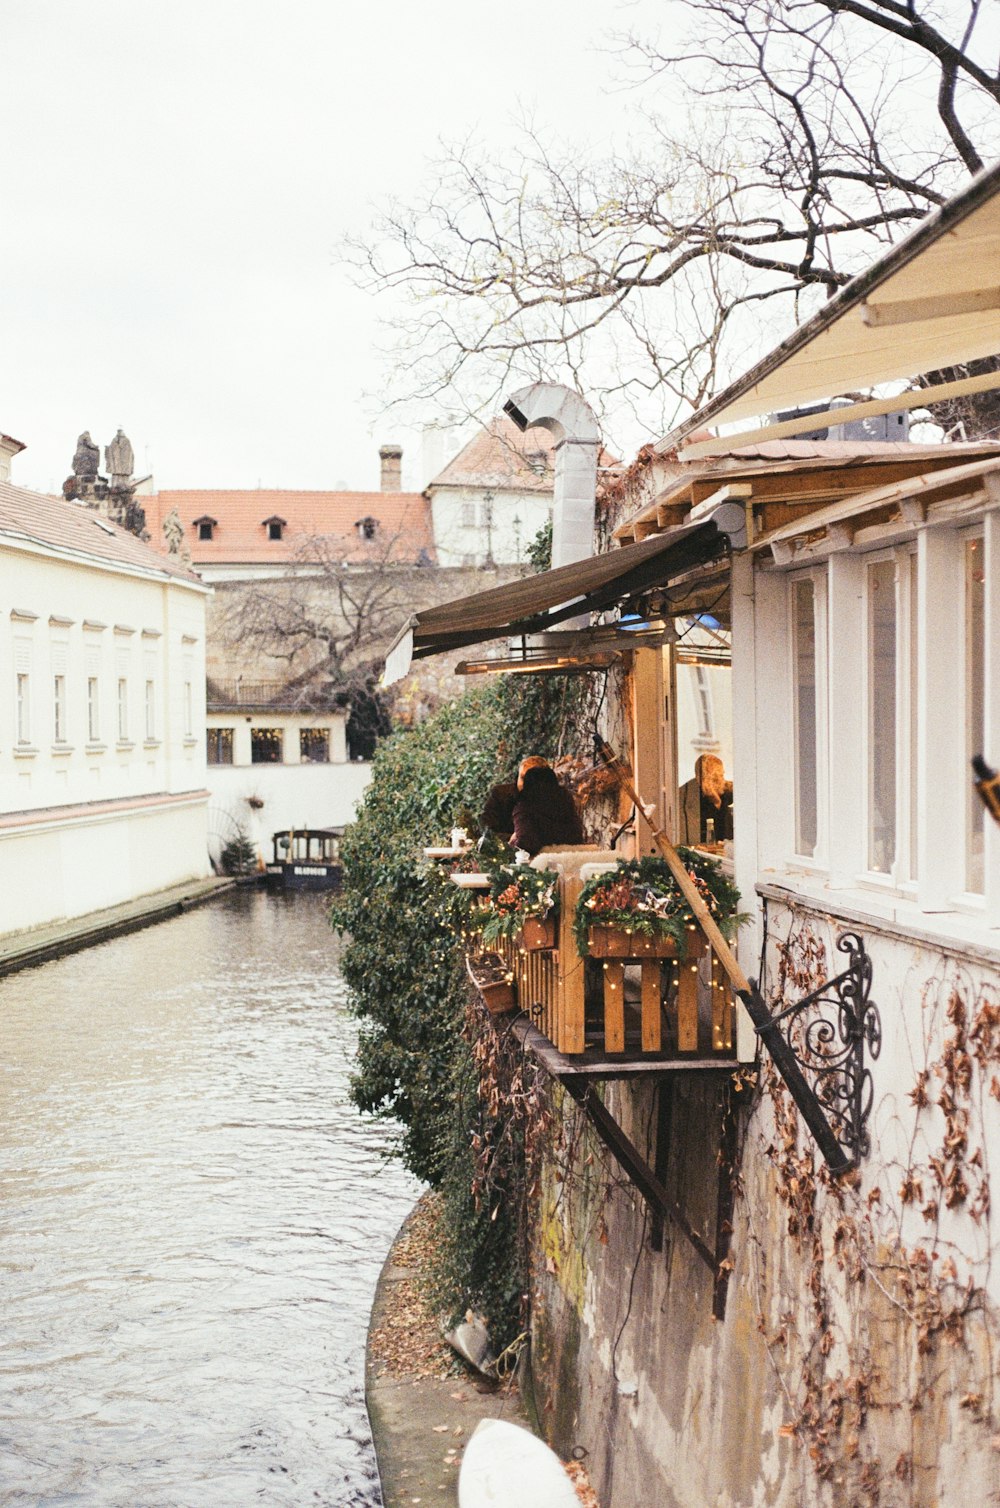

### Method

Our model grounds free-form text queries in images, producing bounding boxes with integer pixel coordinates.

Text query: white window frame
[16,671,30,745]
[144,678,156,741]
[53,674,67,744]
[117,677,129,743]
[788,569,827,866]
[962,525,986,900]
[87,675,100,743]
[858,546,919,893]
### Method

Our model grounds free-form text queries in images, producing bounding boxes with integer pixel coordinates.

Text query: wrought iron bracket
[759,931,881,1166]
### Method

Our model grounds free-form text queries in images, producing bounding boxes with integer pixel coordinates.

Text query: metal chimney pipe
[503,383,599,568]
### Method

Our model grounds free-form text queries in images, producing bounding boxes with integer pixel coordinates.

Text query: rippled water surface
[0,890,420,1506]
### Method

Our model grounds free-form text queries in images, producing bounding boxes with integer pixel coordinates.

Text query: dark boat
[264,828,344,892]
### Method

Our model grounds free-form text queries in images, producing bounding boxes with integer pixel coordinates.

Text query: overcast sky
[1,0,672,495]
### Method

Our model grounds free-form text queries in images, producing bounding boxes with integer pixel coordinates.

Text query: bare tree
[211,528,427,706]
[349,1,1000,441]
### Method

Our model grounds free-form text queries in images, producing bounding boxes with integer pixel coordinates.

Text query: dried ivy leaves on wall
[746,920,999,1503]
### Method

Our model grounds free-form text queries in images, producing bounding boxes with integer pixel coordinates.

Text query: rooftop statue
[162,507,188,559]
[105,428,134,490]
[72,431,100,480]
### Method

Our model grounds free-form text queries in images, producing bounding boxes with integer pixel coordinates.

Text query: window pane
[207,727,234,765]
[88,677,100,741]
[868,560,897,874]
[53,675,66,743]
[966,538,985,893]
[17,673,30,744]
[300,728,330,763]
[793,580,817,856]
[251,727,283,764]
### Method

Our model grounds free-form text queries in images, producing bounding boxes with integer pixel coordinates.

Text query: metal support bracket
[759,931,881,1165]
[560,1076,718,1273]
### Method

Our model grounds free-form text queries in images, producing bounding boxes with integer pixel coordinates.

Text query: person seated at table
[679,752,732,845]
[482,756,552,839]
[481,780,519,839]
[511,759,585,857]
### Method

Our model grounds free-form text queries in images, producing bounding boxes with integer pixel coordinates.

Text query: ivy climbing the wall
[331,667,598,1341]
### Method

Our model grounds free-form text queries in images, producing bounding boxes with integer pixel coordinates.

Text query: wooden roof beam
[679,370,1000,461]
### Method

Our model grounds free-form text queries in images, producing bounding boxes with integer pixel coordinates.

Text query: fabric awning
[383,519,726,684]
[660,158,1000,455]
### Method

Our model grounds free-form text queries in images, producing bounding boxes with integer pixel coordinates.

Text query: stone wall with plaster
[527,909,999,1506]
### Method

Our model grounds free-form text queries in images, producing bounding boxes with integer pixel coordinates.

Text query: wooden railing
[471,864,736,1063]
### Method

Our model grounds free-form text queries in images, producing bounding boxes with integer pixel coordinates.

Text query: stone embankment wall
[527,911,999,1507]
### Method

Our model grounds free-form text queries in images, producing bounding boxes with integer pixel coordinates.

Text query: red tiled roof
[428,414,617,492]
[0,482,203,585]
[143,488,435,566]
[427,416,557,492]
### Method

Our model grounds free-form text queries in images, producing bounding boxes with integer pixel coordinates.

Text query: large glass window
[792,579,818,857]
[966,536,985,894]
[867,559,897,874]
[300,728,330,763]
[207,727,234,765]
[251,727,283,764]
[675,639,733,850]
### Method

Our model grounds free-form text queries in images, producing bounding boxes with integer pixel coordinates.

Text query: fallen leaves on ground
[368,1193,457,1381]
[564,1459,600,1506]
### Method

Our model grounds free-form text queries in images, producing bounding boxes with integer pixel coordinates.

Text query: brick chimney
[379,443,402,492]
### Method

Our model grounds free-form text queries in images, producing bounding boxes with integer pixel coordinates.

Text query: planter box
[519,915,557,951]
[588,924,678,958]
[466,953,517,1016]
[587,925,707,960]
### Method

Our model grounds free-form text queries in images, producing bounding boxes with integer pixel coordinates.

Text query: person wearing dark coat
[481,756,554,838]
[481,781,519,838]
[511,764,585,857]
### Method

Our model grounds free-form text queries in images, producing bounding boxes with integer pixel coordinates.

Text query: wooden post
[631,646,665,858]
[640,963,662,1052]
[676,952,699,1052]
[711,953,731,1051]
[559,875,586,1054]
[603,962,626,1052]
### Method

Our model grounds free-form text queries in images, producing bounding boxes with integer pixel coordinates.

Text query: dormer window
[355,516,378,541]
[263,515,287,541]
[193,515,217,541]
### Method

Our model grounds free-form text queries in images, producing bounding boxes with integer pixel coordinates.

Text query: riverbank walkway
[0,874,234,977]
[366,1197,536,1507]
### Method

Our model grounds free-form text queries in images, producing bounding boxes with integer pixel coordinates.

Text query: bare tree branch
[345,0,1000,441]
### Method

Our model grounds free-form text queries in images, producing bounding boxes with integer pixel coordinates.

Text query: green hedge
[332,674,580,1184]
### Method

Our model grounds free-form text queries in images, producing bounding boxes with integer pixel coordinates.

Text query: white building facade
[204,703,372,866]
[425,415,556,568]
[0,478,211,938]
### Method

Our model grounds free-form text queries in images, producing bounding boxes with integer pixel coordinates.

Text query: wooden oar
[595,739,852,1174]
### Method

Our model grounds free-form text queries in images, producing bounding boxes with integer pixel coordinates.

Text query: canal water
[0,890,421,1507]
